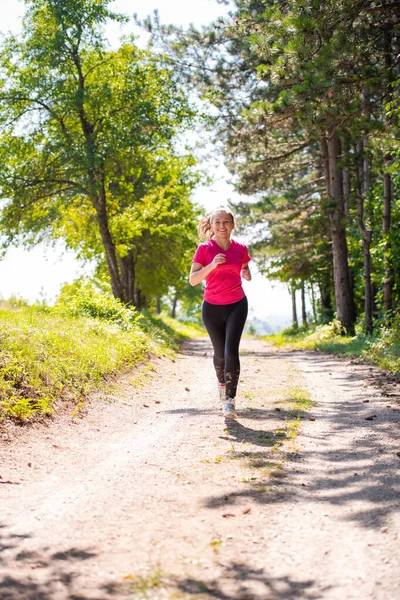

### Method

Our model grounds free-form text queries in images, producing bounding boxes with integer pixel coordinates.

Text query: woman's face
[211,211,235,238]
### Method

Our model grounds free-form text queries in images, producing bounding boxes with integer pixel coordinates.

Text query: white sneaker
[223,401,237,419]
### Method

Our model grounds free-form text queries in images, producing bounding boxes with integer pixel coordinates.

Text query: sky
[0,0,294,325]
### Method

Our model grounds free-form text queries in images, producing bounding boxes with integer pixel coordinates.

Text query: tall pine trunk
[382,26,396,316]
[310,284,317,323]
[318,270,334,324]
[383,169,393,314]
[341,142,357,325]
[301,282,307,327]
[321,131,355,334]
[291,285,298,328]
[355,143,373,335]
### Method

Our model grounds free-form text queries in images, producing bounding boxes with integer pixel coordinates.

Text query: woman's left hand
[241,266,252,281]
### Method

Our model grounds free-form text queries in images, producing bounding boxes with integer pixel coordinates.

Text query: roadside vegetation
[0,284,200,424]
[149,1,399,338]
[266,318,400,374]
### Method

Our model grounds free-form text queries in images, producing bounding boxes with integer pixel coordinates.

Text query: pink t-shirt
[192,238,251,305]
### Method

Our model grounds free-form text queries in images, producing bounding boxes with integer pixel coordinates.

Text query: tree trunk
[362,134,369,193]
[348,268,357,325]
[119,250,136,305]
[341,140,357,325]
[319,272,334,324]
[134,288,147,311]
[171,295,178,319]
[96,200,123,301]
[322,131,355,334]
[301,282,307,328]
[74,54,124,303]
[355,152,373,335]
[395,30,400,78]
[291,285,298,328]
[363,236,373,335]
[155,298,162,314]
[383,170,393,314]
[311,284,317,323]
[342,138,351,219]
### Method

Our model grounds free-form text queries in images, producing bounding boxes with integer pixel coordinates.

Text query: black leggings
[202,297,248,400]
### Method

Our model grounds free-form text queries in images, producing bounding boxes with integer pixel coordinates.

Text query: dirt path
[0,338,399,600]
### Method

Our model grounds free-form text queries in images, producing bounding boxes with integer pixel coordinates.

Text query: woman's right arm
[189,254,226,286]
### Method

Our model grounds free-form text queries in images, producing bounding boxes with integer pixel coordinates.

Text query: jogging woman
[190,208,251,419]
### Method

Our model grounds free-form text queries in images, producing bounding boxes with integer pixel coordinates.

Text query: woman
[190,208,251,419]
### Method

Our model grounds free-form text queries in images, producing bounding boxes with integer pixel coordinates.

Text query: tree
[0,0,198,306]
[234,154,334,324]
[148,0,399,332]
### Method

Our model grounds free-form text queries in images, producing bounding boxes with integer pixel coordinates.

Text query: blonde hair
[197,207,235,240]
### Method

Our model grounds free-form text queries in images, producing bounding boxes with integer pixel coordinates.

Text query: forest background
[0,0,294,333]
[1,1,399,334]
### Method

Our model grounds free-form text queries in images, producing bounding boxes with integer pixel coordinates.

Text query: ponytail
[198,211,214,240]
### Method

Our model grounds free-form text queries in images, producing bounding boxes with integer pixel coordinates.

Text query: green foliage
[139,310,203,354]
[153,0,399,331]
[0,306,146,422]
[164,278,204,322]
[0,0,200,306]
[268,320,345,349]
[0,289,197,423]
[55,280,142,329]
[365,315,400,371]
[126,568,165,598]
[267,316,400,374]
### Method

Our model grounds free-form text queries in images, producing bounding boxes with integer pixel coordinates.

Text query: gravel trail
[0,338,399,599]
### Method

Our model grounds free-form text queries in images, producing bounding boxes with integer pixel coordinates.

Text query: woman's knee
[213,353,225,367]
[225,351,239,366]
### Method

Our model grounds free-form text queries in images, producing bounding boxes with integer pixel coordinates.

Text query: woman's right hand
[189,254,226,286]
[210,253,226,270]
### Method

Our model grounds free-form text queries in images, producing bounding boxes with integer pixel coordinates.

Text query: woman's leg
[224,297,248,400]
[202,301,226,385]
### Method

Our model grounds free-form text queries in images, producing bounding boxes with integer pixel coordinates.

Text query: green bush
[0,283,198,423]
[0,305,151,422]
[364,316,400,370]
[266,317,400,374]
[55,281,142,329]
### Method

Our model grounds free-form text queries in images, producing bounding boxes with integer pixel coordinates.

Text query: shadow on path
[0,523,320,600]
[0,524,112,600]
[202,350,400,530]
[174,562,319,599]
[0,538,95,599]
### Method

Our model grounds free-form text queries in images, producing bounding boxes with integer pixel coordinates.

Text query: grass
[287,385,313,415]
[266,319,400,373]
[209,537,222,550]
[129,363,157,388]
[124,568,166,598]
[0,298,200,424]
[221,379,313,493]
[140,311,204,356]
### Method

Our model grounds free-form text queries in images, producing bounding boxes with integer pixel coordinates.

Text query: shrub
[55,281,142,330]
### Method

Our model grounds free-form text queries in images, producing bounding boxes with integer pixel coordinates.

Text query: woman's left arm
[241,263,252,281]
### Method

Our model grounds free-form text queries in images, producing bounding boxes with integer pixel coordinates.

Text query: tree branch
[0,94,72,141]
